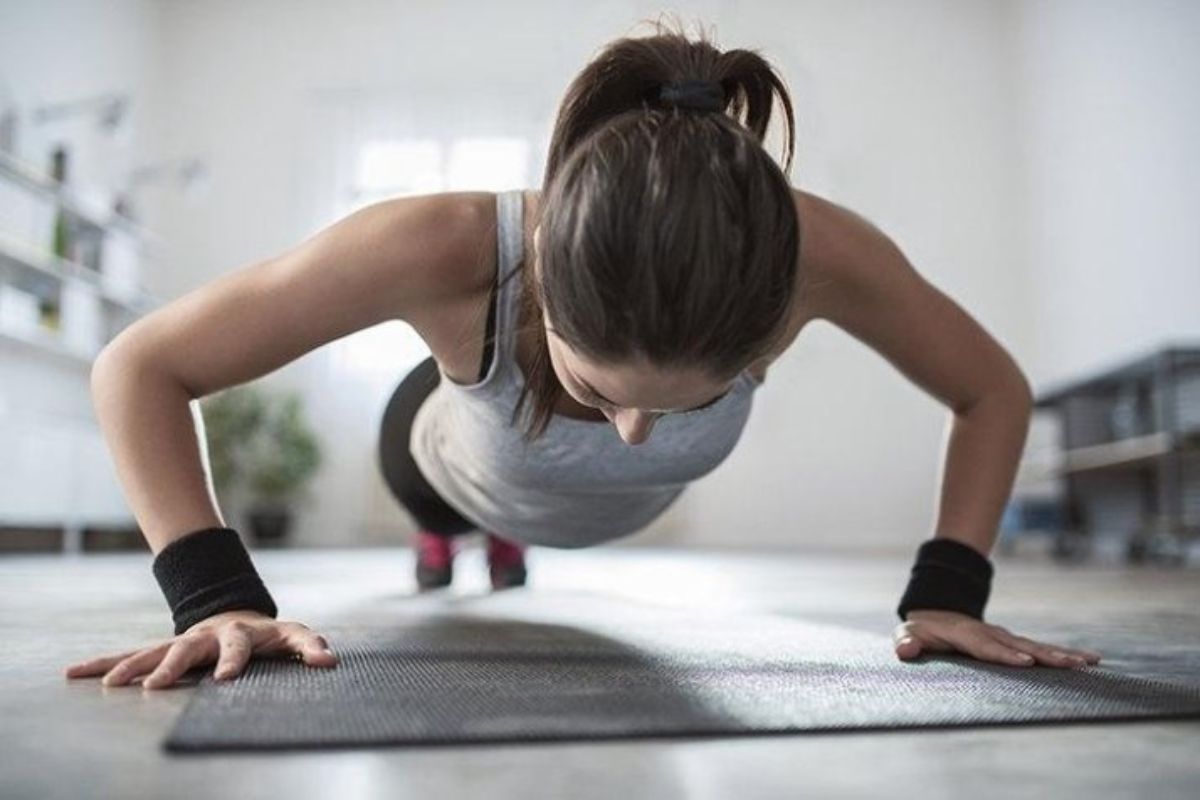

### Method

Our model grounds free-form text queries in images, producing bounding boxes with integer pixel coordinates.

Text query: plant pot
[246,507,292,547]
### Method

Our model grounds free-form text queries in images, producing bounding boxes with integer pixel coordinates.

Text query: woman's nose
[610,408,657,445]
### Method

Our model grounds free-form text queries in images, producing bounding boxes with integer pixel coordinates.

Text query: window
[333,135,531,379]
[345,136,530,214]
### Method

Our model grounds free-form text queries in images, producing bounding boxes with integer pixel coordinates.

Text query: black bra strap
[478,271,499,381]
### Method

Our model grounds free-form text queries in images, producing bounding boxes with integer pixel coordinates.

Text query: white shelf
[0,150,162,248]
[1016,430,1189,485]
[0,320,98,365]
[0,148,160,549]
[0,230,157,316]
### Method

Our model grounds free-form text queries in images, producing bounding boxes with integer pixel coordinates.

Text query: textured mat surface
[164,591,1200,752]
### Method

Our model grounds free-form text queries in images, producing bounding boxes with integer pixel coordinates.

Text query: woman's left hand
[893,609,1102,668]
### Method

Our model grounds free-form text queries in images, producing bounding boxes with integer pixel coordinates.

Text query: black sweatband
[151,526,279,636]
[896,537,994,622]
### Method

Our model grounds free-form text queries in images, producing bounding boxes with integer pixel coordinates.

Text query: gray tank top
[409,189,763,548]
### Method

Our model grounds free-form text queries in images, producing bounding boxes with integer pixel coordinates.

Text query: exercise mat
[163,590,1200,752]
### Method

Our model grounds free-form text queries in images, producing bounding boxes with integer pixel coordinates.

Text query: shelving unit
[1022,345,1200,564]
[0,148,162,552]
[0,150,160,362]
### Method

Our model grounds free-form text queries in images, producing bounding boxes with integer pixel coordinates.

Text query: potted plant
[243,391,322,545]
[199,385,322,546]
[200,384,266,501]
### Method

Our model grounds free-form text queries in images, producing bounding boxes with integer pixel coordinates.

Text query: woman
[66,23,1100,691]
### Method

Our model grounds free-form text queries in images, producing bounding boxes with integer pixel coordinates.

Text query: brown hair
[507,16,803,442]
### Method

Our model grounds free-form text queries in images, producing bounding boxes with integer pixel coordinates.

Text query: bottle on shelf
[40,144,72,332]
[50,144,73,261]
[37,294,61,332]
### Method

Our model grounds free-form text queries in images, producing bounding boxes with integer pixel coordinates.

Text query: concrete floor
[2,542,1199,800]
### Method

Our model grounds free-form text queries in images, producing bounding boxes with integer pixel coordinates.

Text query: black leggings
[377,356,478,537]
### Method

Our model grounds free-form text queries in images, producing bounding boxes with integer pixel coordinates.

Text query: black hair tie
[658,79,726,113]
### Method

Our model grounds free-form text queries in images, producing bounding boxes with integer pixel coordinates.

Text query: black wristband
[896,537,994,622]
[151,526,279,636]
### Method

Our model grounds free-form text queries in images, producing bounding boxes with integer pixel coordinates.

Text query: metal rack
[1026,345,1200,564]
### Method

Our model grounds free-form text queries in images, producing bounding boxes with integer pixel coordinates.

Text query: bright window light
[446,137,530,190]
[356,139,444,195]
[333,320,430,382]
[335,134,531,380]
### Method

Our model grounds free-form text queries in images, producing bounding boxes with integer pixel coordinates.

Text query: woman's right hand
[63,609,339,690]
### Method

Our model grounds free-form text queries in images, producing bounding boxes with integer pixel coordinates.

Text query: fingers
[894,636,922,660]
[282,625,338,668]
[990,629,1102,668]
[894,619,1035,667]
[99,644,171,687]
[213,623,254,681]
[142,635,215,690]
[67,620,338,692]
[957,631,1038,667]
[892,623,925,661]
[65,648,147,679]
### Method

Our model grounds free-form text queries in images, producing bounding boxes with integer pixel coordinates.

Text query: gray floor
[3,542,1199,800]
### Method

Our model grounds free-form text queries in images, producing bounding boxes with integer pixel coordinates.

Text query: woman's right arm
[90,191,484,553]
[68,191,488,689]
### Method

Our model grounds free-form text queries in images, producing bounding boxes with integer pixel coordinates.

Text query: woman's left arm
[798,192,1100,670]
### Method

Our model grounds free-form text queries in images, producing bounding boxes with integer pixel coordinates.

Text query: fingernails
[1017,653,1035,664]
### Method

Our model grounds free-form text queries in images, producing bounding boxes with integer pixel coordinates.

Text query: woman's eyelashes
[687,392,726,412]
[577,386,721,415]
[580,390,615,410]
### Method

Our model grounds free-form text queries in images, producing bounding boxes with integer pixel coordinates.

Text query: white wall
[139,0,681,548]
[0,0,160,535]
[6,0,1194,554]
[1012,0,1200,384]
[132,0,1033,552]
[668,0,1032,551]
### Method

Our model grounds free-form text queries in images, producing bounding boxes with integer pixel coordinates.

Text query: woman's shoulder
[739,186,893,380]
[735,188,831,381]
[793,188,877,275]
[405,190,500,299]
[358,191,498,315]
[788,186,911,323]
[401,191,505,382]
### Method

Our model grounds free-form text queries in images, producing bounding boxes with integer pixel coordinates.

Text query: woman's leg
[378,355,476,534]
[377,355,476,587]
[378,354,530,591]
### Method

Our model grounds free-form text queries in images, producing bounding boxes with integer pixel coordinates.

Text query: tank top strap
[491,189,527,385]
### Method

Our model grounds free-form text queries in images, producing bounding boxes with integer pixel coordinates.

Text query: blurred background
[1,0,1197,562]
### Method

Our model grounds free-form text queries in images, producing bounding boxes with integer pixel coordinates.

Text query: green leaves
[199,385,322,509]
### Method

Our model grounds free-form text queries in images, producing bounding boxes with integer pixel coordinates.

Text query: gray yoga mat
[163,590,1200,753]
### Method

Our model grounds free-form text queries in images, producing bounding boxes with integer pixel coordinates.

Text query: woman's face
[533,222,733,445]
[544,326,734,446]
